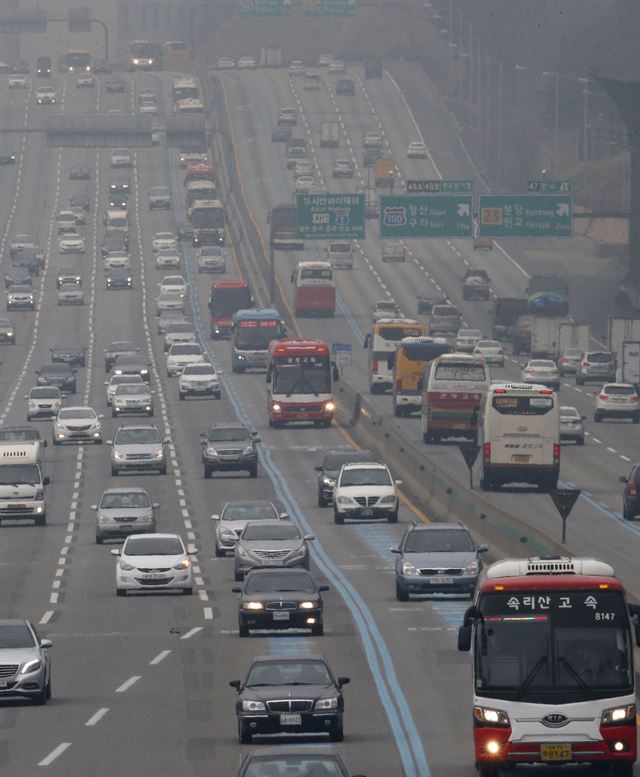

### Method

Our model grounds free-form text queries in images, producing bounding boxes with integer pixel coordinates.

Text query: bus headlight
[272,403,282,413]
[601,705,635,726]
[473,706,510,727]
[324,401,335,412]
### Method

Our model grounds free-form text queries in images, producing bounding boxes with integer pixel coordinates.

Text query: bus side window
[290,271,295,284]
[387,353,395,369]
[266,364,272,384]
[363,334,370,349]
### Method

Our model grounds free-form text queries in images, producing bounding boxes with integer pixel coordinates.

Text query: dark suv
[391,522,488,600]
[315,448,376,507]
[619,464,640,521]
[575,350,616,385]
[201,423,260,478]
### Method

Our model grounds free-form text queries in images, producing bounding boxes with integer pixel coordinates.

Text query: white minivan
[476,382,560,492]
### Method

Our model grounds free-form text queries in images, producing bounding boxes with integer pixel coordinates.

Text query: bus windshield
[400,342,451,363]
[67,50,91,68]
[433,363,488,382]
[273,358,330,396]
[235,321,283,349]
[475,590,633,703]
[192,207,224,229]
[299,267,333,281]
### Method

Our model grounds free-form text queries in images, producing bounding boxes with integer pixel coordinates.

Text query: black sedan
[36,364,76,394]
[230,654,349,744]
[177,220,194,241]
[50,343,86,367]
[237,749,365,777]
[69,192,91,212]
[11,250,42,276]
[271,126,292,143]
[112,355,150,382]
[233,568,328,637]
[4,268,32,289]
[101,231,127,257]
[69,166,90,180]
[106,268,132,290]
[315,448,376,507]
[56,267,82,289]
[104,340,139,372]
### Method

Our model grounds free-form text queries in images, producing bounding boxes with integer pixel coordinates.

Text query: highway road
[0,17,637,777]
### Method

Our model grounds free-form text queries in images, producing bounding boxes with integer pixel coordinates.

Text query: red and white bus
[458,556,639,777]
[291,261,335,317]
[421,353,491,443]
[266,339,338,428]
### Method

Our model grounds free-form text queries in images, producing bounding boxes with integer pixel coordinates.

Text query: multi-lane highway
[0,15,638,777]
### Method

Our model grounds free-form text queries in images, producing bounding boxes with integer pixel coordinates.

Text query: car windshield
[564,348,582,356]
[171,345,200,355]
[529,361,556,368]
[59,409,95,419]
[340,467,391,487]
[222,503,276,521]
[587,352,613,363]
[208,428,249,442]
[246,660,332,687]
[30,388,59,399]
[183,365,214,375]
[115,385,148,396]
[41,366,71,376]
[0,464,41,485]
[0,623,35,649]
[604,385,634,395]
[433,306,459,317]
[115,429,161,444]
[404,528,475,553]
[243,756,343,777]
[101,491,150,509]
[125,537,183,556]
[110,342,136,353]
[0,428,39,441]
[478,341,501,349]
[243,523,301,541]
[111,375,143,386]
[323,451,374,471]
[245,570,315,594]
[200,247,222,257]
[167,323,194,333]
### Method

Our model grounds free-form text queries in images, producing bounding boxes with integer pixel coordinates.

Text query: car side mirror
[43,440,47,447]
[231,587,242,594]
[318,585,330,592]
[314,466,322,471]
[390,547,401,554]
[304,534,315,541]
[332,364,340,382]
[104,380,109,385]
[152,502,160,509]
[581,415,586,420]
[279,512,289,520]
[107,440,113,446]
[98,414,104,419]
[394,479,403,486]
[110,548,121,556]
[40,639,53,649]
[618,476,629,484]
[363,334,370,348]
[629,604,640,647]
[211,514,220,521]
[163,437,170,444]
[337,676,350,687]
[252,434,261,442]
[188,549,198,555]
[229,680,242,691]
[43,476,50,486]
[90,504,98,511]
[478,544,489,554]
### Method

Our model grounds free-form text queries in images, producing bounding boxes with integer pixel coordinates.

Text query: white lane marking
[39,611,54,625]
[620,455,631,462]
[85,707,109,727]
[180,626,203,640]
[198,589,209,602]
[115,675,141,693]
[606,447,617,453]
[203,607,213,620]
[50,593,59,604]
[38,742,71,766]
[592,438,602,444]
[149,649,172,665]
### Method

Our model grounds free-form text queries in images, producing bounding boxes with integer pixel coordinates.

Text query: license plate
[512,454,530,463]
[272,611,290,621]
[430,576,453,584]
[297,413,310,420]
[142,573,167,580]
[8,503,26,509]
[360,508,374,517]
[280,713,302,725]
[540,744,571,761]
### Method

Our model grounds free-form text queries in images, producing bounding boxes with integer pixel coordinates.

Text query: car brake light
[629,482,637,497]
[562,357,569,363]
[483,442,491,464]
[631,395,638,401]
[553,444,560,464]
[599,394,608,400]
[582,361,589,367]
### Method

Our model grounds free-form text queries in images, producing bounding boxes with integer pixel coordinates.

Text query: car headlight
[401,560,419,576]
[220,528,236,539]
[20,659,42,674]
[378,495,397,505]
[242,700,265,712]
[464,559,480,575]
[272,403,282,413]
[237,546,250,558]
[28,401,36,408]
[324,401,335,412]
[289,545,307,559]
[322,476,336,487]
[119,561,135,571]
[153,448,164,459]
[242,446,253,455]
[138,515,153,523]
[113,450,124,460]
[243,601,264,610]
[336,496,355,505]
[601,705,636,726]
[473,706,510,727]
[206,447,218,456]
[298,601,315,609]
[173,558,190,570]
[98,515,111,524]
[315,697,338,710]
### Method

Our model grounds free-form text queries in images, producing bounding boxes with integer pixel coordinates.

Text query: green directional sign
[303,0,356,16]
[407,180,472,194]
[297,193,364,240]
[238,0,292,17]
[528,179,572,193]
[379,195,472,238]
[478,195,572,238]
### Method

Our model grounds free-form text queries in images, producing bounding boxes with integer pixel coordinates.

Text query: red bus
[266,339,338,428]
[184,164,216,186]
[458,556,640,776]
[290,261,335,317]
[208,280,253,339]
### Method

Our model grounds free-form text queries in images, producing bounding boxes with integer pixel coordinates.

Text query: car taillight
[553,444,560,464]
[582,361,589,367]
[483,442,491,464]
[372,359,378,372]
[562,357,569,363]
[631,395,638,401]
[629,481,637,497]
[599,394,608,400]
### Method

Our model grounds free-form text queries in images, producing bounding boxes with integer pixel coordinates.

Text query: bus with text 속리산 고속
[267,339,338,428]
[290,261,335,317]
[458,556,639,777]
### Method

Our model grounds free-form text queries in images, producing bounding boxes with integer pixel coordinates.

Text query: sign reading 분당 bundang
[477,195,572,238]
[379,195,472,238]
[407,180,472,194]
[296,193,365,240]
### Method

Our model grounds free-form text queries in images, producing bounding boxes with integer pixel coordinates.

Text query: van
[36,56,52,77]
[428,304,461,336]
[104,209,129,241]
[0,443,49,525]
[326,242,353,270]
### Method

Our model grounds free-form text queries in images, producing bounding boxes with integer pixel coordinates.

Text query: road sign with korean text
[296,193,365,240]
[379,195,472,238]
[477,195,572,237]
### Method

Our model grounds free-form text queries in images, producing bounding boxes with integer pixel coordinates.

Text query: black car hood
[241,683,336,703]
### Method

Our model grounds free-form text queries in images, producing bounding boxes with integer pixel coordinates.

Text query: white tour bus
[477,382,560,492]
[363,318,424,394]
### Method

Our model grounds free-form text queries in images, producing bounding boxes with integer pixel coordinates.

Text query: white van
[326,242,353,270]
[0,443,49,525]
[476,382,560,492]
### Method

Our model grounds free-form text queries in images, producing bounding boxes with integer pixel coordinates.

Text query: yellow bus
[391,336,452,417]
[363,319,424,394]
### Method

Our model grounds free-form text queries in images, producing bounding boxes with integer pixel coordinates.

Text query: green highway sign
[528,179,572,193]
[238,0,292,17]
[478,195,572,238]
[303,0,356,16]
[379,195,472,238]
[297,193,365,240]
[407,180,472,193]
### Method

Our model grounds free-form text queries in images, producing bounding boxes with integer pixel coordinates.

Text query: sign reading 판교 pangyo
[477,195,572,237]
[378,195,473,238]
[296,193,365,240]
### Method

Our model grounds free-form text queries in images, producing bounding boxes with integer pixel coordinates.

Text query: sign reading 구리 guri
[296,193,365,240]
[378,195,472,238]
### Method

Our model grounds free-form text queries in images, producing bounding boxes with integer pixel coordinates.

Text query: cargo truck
[268,203,304,250]
[364,60,382,78]
[320,121,340,148]
[491,297,527,340]
[621,341,640,385]
[259,47,282,68]
[530,317,590,359]
[0,443,49,525]
[608,317,640,359]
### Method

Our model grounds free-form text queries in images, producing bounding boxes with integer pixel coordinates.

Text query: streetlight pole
[543,71,559,167]
[496,58,503,188]
[579,77,590,161]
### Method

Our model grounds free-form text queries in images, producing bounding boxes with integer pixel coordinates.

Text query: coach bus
[63,49,92,73]
[458,556,639,777]
[290,261,335,317]
[128,40,162,71]
[208,280,253,339]
[390,336,452,417]
[363,318,424,394]
[231,309,286,372]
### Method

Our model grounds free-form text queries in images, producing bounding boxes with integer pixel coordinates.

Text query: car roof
[408,522,470,532]
[126,532,180,540]
[341,461,386,470]
[102,486,148,494]
[243,519,294,529]
[250,653,327,664]
[223,500,276,508]
[209,422,248,430]
[0,619,30,627]
[116,424,159,431]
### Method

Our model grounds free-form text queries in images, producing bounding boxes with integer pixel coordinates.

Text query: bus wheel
[479,476,492,491]
[423,431,432,444]
[477,765,500,777]
[272,420,284,429]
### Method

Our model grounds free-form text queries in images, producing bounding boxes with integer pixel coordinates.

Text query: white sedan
[76,75,96,88]
[110,148,132,168]
[155,249,181,269]
[158,275,188,298]
[105,373,145,406]
[8,74,27,88]
[112,533,194,596]
[520,359,561,390]
[58,232,86,254]
[473,339,505,366]
[295,175,314,193]
[53,406,103,444]
[237,56,256,69]
[166,343,205,377]
[406,140,427,158]
[178,363,221,400]
[152,232,177,253]
[217,58,235,69]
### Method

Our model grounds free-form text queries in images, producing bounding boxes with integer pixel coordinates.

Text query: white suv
[594,383,640,423]
[333,462,401,524]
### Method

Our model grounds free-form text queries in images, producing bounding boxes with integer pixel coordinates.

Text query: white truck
[530,317,590,359]
[0,443,49,526]
[608,317,640,359]
[621,341,640,385]
[320,121,340,148]
[259,47,282,68]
